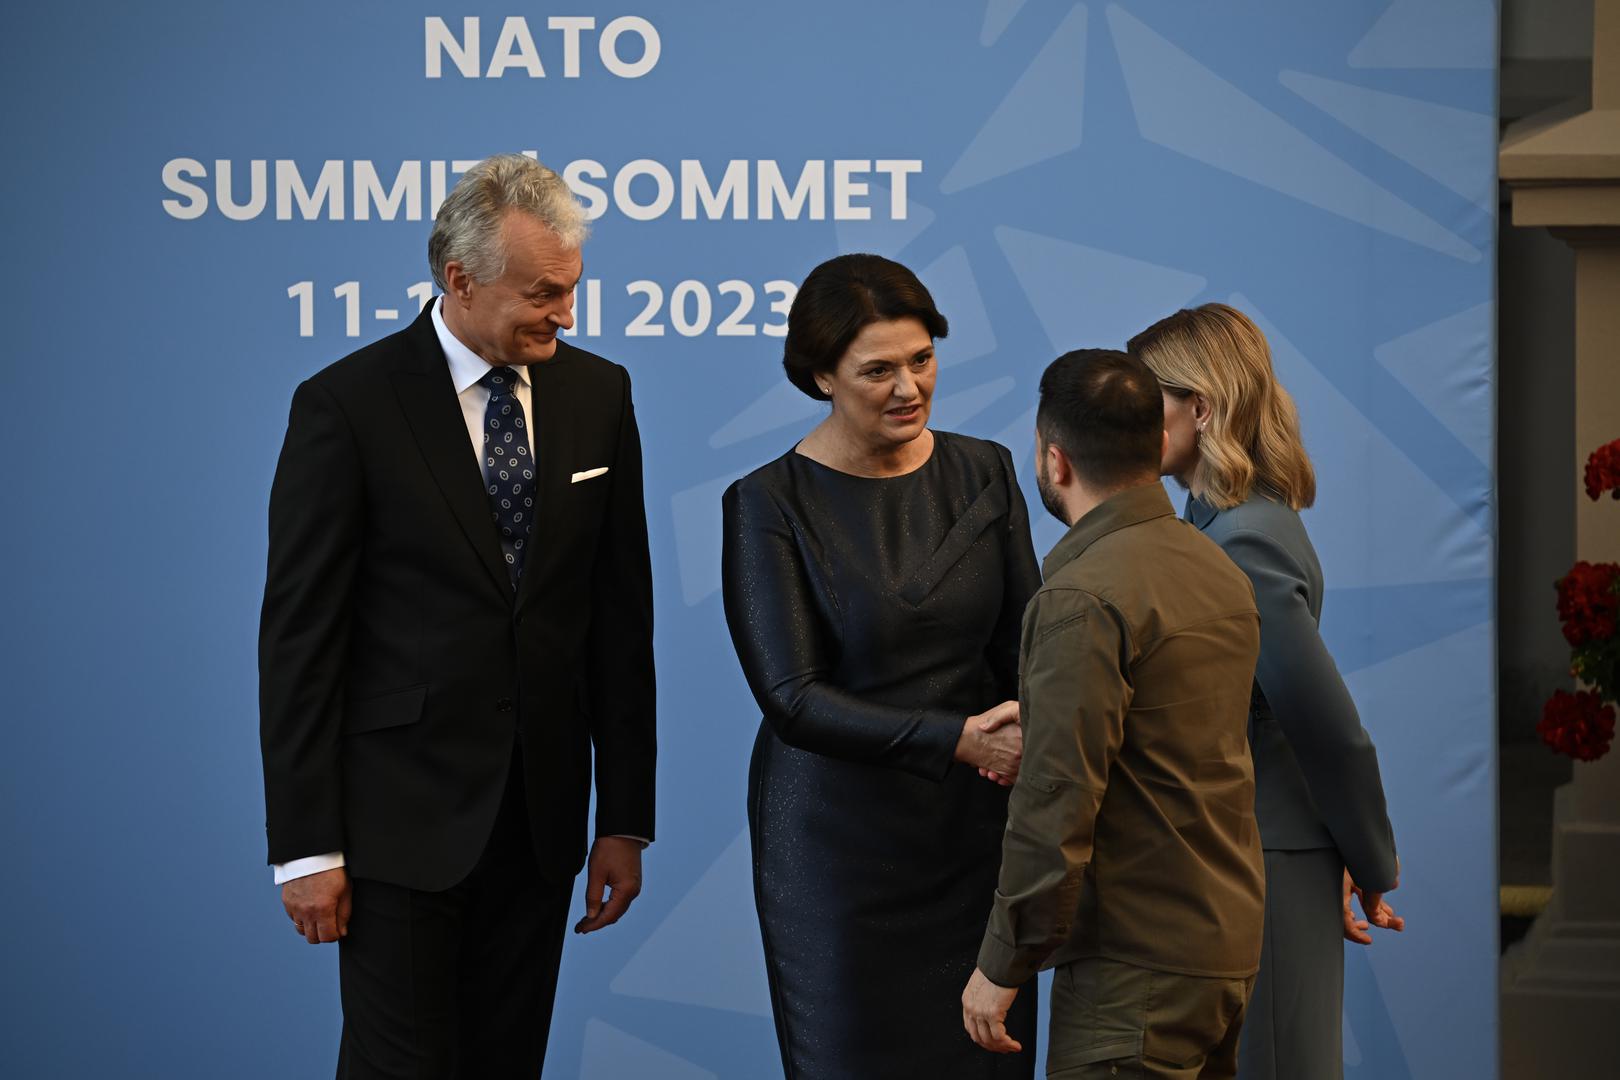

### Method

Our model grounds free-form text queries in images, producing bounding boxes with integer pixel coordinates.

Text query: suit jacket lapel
[1185,493,1219,531]
[388,309,512,599]
[516,351,578,611]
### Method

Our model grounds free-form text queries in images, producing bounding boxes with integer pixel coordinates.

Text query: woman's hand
[956,701,1023,786]
[1342,867,1406,944]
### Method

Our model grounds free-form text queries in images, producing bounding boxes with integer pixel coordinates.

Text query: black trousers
[336,758,574,1079]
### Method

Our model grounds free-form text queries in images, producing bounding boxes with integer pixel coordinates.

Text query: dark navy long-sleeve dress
[722,431,1041,1079]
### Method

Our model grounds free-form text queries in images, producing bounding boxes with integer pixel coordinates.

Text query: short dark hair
[1037,349,1164,490]
[782,253,949,400]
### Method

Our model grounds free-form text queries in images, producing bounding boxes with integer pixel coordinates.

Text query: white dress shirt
[437,298,538,461]
[273,300,640,886]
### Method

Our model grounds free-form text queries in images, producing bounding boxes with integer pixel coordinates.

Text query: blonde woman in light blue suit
[1129,304,1405,1080]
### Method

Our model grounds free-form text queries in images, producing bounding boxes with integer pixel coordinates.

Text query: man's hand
[575,836,644,934]
[961,967,1023,1054]
[958,701,1023,786]
[282,867,351,945]
[1342,868,1405,945]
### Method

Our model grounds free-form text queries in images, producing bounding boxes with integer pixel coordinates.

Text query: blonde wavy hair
[1127,303,1316,511]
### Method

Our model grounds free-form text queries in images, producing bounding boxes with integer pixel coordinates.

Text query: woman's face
[822,317,937,451]
[1160,386,1205,480]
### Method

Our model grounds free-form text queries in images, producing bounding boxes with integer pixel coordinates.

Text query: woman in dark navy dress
[722,254,1041,1079]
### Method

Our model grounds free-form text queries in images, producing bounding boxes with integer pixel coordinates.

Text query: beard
[1036,456,1069,526]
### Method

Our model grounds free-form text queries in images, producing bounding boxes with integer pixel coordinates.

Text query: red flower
[1556,561,1620,647]
[1538,689,1616,762]
[1587,438,1620,501]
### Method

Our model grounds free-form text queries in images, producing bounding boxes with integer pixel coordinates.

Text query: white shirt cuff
[272,836,643,883]
[609,835,651,848]
[273,851,346,885]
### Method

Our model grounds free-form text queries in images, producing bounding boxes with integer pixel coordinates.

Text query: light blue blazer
[1188,491,1398,892]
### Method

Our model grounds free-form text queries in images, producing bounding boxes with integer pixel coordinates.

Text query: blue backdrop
[0,2,1497,1076]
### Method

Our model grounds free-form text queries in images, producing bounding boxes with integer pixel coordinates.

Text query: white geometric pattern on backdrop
[610,831,772,1017]
[708,383,821,451]
[995,227,1208,353]
[1339,620,1496,1080]
[1280,71,1498,213]
[980,0,1030,48]
[670,469,763,606]
[920,246,997,370]
[1347,0,1497,71]
[941,3,1088,195]
[1238,296,1490,591]
[1372,301,1494,468]
[581,1019,720,1080]
[1107,4,1482,263]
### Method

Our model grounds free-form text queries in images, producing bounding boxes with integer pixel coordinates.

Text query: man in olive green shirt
[962,349,1265,1079]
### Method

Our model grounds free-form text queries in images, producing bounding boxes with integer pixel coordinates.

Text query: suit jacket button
[495,697,514,712]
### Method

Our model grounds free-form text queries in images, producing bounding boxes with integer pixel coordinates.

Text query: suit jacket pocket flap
[343,684,428,735]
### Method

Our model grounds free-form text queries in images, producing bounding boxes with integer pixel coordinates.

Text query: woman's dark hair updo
[782,253,949,400]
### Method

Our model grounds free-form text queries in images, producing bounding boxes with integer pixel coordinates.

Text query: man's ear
[1161,428,1171,462]
[1046,440,1073,488]
[442,261,474,306]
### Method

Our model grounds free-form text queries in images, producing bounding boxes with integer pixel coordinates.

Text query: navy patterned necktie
[480,367,534,588]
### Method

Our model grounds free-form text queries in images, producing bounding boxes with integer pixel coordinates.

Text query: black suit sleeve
[1224,528,1399,892]
[586,367,657,842]
[988,444,1042,700]
[259,378,363,865]
[721,477,963,780]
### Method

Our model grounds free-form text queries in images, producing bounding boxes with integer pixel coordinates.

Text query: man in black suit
[259,153,656,1078]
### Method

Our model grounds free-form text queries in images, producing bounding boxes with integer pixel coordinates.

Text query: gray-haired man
[260,154,656,1077]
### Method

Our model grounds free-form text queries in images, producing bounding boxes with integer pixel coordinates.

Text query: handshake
[956,700,1024,787]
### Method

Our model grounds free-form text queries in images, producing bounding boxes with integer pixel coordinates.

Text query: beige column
[1569,240,1620,565]
[1499,3,1620,1076]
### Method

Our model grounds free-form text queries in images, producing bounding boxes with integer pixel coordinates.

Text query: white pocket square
[571,467,610,483]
